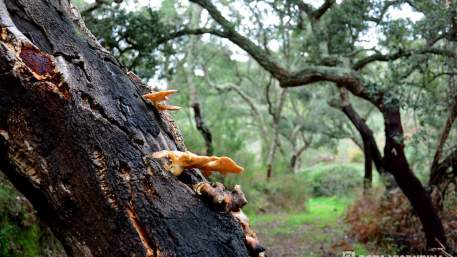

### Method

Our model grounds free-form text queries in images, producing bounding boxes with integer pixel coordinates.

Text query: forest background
[0,0,456,256]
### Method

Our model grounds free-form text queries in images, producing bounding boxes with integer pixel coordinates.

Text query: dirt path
[251,197,363,257]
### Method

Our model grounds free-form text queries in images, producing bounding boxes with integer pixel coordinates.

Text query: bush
[302,164,363,197]
[225,173,311,215]
[346,188,457,254]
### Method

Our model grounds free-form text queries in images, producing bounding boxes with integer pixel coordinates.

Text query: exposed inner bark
[0,0,251,256]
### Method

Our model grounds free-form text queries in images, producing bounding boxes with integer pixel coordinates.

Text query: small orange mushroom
[142,90,181,111]
[152,150,244,177]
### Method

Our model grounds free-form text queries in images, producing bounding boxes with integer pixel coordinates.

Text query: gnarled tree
[0,0,256,256]
[184,0,450,250]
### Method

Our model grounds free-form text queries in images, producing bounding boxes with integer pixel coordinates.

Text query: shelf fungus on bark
[194,182,247,212]
[193,182,265,256]
[151,150,244,177]
[142,90,181,111]
[151,150,265,256]
[232,210,266,257]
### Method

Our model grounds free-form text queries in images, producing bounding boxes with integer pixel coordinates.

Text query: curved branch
[81,0,107,16]
[189,0,290,81]
[313,0,336,20]
[155,28,226,46]
[353,47,457,70]
[297,0,335,20]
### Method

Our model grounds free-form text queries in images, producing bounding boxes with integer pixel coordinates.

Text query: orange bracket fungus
[151,150,264,256]
[194,182,247,212]
[142,90,181,111]
[151,150,244,177]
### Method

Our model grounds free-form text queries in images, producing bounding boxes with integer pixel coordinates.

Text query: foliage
[226,173,311,215]
[0,175,65,257]
[346,188,457,254]
[3,0,457,254]
[302,164,364,197]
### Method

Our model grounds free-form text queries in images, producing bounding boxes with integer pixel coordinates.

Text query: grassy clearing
[252,196,368,257]
[252,197,349,231]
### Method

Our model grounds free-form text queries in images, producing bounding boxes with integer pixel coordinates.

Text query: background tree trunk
[338,88,396,191]
[382,108,447,249]
[186,5,214,156]
[265,86,287,180]
[0,0,249,256]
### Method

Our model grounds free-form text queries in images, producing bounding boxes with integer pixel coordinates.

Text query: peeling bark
[0,0,251,256]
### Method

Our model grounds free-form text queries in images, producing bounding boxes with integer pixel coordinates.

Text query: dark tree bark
[337,89,396,192]
[191,102,214,156]
[0,1,251,256]
[382,108,447,249]
[429,99,457,187]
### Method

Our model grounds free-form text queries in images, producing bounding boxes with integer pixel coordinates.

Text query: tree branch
[353,47,457,70]
[81,0,107,16]
[155,28,226,46]
[313,0,336,20]
[430,99,457,184]
[189,0,290,81]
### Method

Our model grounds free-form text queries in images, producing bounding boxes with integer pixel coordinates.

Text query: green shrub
[225,173,311,215]
[301,164,363,197]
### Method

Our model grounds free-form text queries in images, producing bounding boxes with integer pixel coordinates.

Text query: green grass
[251,197,351,235]
[251,196,358,257]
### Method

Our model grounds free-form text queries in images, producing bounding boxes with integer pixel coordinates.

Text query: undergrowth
[346,186,457,255]
[0,174,65,257]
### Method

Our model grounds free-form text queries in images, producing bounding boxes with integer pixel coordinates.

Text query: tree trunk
[0,1,250,256]
[338,89,396,191]
[187,5,213,156]
[265,87,287,180]
[191,102,214,155]
[429,98,457,187]
[382,108,447,250]
[362,144,373,192]
[289,143,308,174]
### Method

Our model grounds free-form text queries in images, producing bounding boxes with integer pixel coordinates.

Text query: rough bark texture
[0,1,250,256]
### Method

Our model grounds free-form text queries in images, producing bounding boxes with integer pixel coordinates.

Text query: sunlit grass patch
[252,196,352,235]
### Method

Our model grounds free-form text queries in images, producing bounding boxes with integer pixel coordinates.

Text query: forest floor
[251,197,368,257]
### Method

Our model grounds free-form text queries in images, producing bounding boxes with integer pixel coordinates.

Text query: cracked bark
[0,1,250,256]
